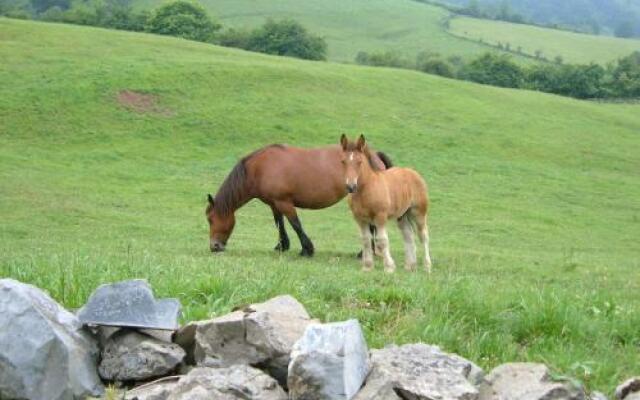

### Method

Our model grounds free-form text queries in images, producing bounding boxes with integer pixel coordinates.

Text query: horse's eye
[341,160,346,164]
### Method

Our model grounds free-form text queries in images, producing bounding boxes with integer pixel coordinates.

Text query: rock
[355,343,482,400]
[174,323,198,365]
[167,366,287,400]
[591,392,609,400]
[0,278,104,400]
[99,330,185,382]
[480,363,585,400]
[288,319,371,400]
[192,295,314,384]
[78,279,181,330]
[616,378,640,400]
[140,328,175,343]
[125,376,181,400]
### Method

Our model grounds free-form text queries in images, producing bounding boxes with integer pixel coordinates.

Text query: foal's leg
[374,220,396,273]
[397,216,417,272]
[271,208,290,252]
[414,213,432,273]
[276,201,314,257]
[359,222,374,271]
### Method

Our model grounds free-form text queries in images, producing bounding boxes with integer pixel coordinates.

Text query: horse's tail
[376,151,393,169]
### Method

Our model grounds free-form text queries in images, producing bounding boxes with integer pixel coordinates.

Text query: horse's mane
[213,144,284,216]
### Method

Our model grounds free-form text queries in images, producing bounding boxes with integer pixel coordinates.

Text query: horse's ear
[357,134,366,150]
[207,194,215,206]
[340,134,348,150]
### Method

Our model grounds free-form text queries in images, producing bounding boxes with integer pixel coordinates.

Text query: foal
[340,134,432,273]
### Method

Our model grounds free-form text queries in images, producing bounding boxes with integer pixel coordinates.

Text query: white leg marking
[417,223,432,274]
[398,218,417,271]
[376,225,396,273]
[359,223,374,271]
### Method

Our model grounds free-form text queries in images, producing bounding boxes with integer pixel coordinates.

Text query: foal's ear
[207,194,215,206]
[356,134,366,150]
[340,133,348,150]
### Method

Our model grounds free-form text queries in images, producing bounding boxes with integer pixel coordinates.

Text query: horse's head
[206,194,235,252]
[340,134,368,193]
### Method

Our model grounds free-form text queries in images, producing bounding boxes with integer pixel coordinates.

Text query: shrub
[246,19,327,61]
[607,51,640,98]
[146,1,219,42]
[418,59,454,78]
[354,50,411,69]
[215,28,252,49]
[459,53,524,88]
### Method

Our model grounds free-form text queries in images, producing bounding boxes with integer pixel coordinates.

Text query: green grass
[448,15,640,64]
[1,18,640,394]
[134,0,512,63]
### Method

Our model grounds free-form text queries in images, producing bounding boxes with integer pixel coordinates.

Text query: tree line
[0,0,328,61]
[356,50,640,100]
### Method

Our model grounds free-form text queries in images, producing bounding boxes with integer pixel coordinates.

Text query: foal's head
[340,134,369,193]
[205,194,235,252]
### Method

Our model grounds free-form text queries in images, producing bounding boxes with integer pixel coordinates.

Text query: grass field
[1,18,640,394]
[133,0,510,63]
[448,16,640,64]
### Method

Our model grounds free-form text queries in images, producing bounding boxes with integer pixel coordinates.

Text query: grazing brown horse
[206,143,392,256]
[340,134,432,273]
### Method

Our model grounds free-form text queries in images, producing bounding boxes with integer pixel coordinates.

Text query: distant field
[449,16,640,64]
[134,0,514,63]
[1,18,640,394]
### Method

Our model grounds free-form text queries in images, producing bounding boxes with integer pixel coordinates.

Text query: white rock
[480,363,585,400]
[0,278,104,400]
[355,343,482,400]
[616,378,640,400]
[167,366,286,400]
[288,319,370,400]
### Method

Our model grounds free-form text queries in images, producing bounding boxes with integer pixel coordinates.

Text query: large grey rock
[288,319,370,400]
[78,279,180,330]
[125,376,181,400]
[167,366,287,400]
[189,295,314,383]
[0,278,104,400]
[99,330,185,382]
[355,343,482,400]
[480,363,585,400]
[616,378,640,400]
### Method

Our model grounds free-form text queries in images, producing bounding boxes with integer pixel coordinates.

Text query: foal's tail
[376,151,393,169]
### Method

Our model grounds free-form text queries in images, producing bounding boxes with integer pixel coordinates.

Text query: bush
[459,53,524,88]
[246,19,327,61]
[215,28,252,49]
[355,50,411,68]
[146,1,219,42]
[608,51,640,98]
[418,59,454,78]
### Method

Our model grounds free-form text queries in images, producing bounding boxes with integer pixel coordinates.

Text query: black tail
[376,151,393,169]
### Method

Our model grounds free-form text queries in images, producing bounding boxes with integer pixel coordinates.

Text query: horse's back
[247,145,346,209]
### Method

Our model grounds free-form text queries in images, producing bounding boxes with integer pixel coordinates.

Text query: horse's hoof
[299,248,314,257]
[274,242,290,252]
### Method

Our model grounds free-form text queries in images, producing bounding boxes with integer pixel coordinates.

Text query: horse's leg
[359,222,374,271]
[356,225,376,259]
[414,210,432,273]
[277,201,314,257]
[374,219,396,273]
[398,216,417,272]
[272,208,290,252]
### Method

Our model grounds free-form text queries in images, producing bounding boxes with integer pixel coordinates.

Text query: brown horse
[206,143,392,256]
[340,134,432,273]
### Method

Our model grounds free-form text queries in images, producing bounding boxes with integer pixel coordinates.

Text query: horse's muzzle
[346,183,357,193]
[210,241,225,252]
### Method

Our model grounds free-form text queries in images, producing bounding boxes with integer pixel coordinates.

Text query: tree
[608,51,640,97]
[246,19,327,61]
[146,1,219,42]
[459,53,524,88]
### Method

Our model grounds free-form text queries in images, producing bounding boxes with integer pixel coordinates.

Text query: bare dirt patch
[116,90,174,116]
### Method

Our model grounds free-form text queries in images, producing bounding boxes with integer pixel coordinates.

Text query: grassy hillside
[133,0,511,63]
[449,16,640,64]
[1,18,640,393]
